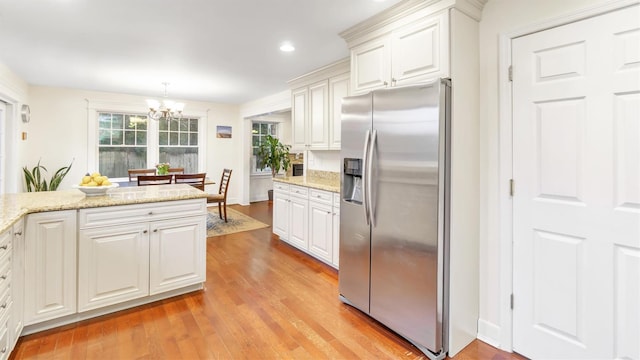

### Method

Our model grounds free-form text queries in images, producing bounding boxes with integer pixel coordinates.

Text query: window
[98,113,148,178]
[158,118,199,173]
[98,112,200,178]
[252,122,278,173]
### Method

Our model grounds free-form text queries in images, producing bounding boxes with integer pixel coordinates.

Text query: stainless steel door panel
[339,93,372,313]
[369,83,444,352]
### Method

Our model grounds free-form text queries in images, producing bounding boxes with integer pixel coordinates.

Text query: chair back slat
[168,167,185,175]
[128,168,156,181]
[218,169,232,196]
[174,173,206,191]
[137,175,173,186]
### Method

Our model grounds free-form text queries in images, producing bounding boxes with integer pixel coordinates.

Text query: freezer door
[369,82,447,353]
[338,93,372,314]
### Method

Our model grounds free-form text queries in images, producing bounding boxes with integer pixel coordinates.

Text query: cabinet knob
[1,303,7,309]
[148,211,153,215]
[0,245,7,250]
[153,229,158,233]
[1,346,6,353]
[14,231,22,236]
[0,275,6,280]
[143,230,148,234]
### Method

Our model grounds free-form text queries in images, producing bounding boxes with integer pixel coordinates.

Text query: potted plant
[256,134,291,201]
[23,159,73,192]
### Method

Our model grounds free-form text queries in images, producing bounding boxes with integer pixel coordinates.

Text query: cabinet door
[10,220,24,349]
[273,191,290,240]
[149,216,206,295]
[308,201,333,264]
[24,210,77,325]
[351,37,391,95]
[288,196,308,251]
[77,223,149,312]
[391,12,449,86]
[308,80,329,150]
[329,73,350,150]
[291,87,308,152]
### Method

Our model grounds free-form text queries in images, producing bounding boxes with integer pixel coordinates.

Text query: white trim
[477,318,501,349]
[496,0,639,353]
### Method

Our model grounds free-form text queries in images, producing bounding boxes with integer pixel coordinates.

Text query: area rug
[206,207,269,237]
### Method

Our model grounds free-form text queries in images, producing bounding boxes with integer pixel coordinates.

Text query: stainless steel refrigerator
[339,79,450,360]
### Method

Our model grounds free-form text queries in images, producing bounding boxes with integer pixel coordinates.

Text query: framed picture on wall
[216,125,232,138]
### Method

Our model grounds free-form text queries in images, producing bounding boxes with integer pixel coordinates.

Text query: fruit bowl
[73,183,119,197]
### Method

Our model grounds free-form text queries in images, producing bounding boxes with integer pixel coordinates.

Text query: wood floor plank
[9,201,527,360]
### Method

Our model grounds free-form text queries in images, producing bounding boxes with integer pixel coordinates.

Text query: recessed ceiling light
[280,42,295,52]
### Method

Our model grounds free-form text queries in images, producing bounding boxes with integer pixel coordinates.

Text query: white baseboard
[476,318,501,349]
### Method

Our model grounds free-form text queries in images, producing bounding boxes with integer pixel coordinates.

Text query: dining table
[116,177,215,188]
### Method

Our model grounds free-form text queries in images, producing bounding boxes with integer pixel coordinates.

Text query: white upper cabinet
[349,11,449,95]
[329,73,350,150]
[288,58,350,151]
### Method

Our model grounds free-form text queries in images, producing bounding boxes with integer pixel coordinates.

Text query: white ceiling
[0,0,404,104]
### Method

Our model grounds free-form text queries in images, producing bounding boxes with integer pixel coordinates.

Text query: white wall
[306,150,340,173]
[25,86,243,203]
[477,0,621,348]
[0,61,29,193]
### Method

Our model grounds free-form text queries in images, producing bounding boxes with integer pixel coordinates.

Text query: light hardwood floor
[10,201,526,359]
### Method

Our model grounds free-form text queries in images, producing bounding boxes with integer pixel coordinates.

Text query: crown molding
[287,57,350,89]
[340,0,487,45]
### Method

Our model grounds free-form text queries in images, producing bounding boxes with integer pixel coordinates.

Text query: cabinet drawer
[0,261,9,297]
[0,234,9,264]
[289,185,308,198]
[309,189,332,205]
[79,199,206,228]
[273,182,289,192]
[0,286,10,321]
[0,307,9,360]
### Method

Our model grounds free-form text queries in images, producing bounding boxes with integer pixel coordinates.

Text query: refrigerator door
[369,82,446,353]
[338,93,372,313]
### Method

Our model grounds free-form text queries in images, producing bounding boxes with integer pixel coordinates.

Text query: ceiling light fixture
[146,82,185,121]
[279,42,295,52]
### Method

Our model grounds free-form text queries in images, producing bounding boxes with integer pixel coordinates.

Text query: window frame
[87,100,207,182]
[250,121,281,176]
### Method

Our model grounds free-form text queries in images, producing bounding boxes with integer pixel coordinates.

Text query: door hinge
[508,66,513,81]
[510,294,514,309]
[509,179,515,197]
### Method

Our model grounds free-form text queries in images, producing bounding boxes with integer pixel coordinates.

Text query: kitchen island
[0,184,208,357]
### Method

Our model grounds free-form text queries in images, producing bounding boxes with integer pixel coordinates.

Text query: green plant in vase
[156,163,170,175]
[256,135,291,178]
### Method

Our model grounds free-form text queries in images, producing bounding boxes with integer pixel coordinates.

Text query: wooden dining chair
[137,174,173,186]
[168,167,185,175]
[174,173,206,191]
[128,168,156,182]
[207,169,232,222]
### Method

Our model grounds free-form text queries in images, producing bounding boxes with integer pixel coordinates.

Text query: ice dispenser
[343,158,363,204]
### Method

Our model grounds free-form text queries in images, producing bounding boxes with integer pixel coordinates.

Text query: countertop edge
[273,177,340,193]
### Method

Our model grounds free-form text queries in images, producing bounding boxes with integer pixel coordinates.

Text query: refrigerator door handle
[368,129,377,227]
[362,130,371,225]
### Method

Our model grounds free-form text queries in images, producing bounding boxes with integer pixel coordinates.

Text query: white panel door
[288,196,308,251]
[308,201,333,264]
[351,37,391,95]
[329,73,350,150]
[149,216,206,295]
[291,87,308,151]
[308,80,329,150]
[77,223,149,312]
[24,210,77,325]
[391,11,449,87]
[512,5,640,359]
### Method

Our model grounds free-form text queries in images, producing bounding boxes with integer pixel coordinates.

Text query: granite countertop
[273,176,340,193]
[0,184,207,234]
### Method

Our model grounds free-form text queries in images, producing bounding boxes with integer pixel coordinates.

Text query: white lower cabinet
[24,210,77,326]
[273,184,290,240]
[272,182,340,268]
[149,217,206,295]
[78,223,150,312]
[9,219,24,351]
[78,200,206,311]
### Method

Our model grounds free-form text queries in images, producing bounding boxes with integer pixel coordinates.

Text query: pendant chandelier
[146,82,185,121]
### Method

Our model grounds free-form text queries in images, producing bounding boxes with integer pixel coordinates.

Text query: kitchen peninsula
[0,184,208,356]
